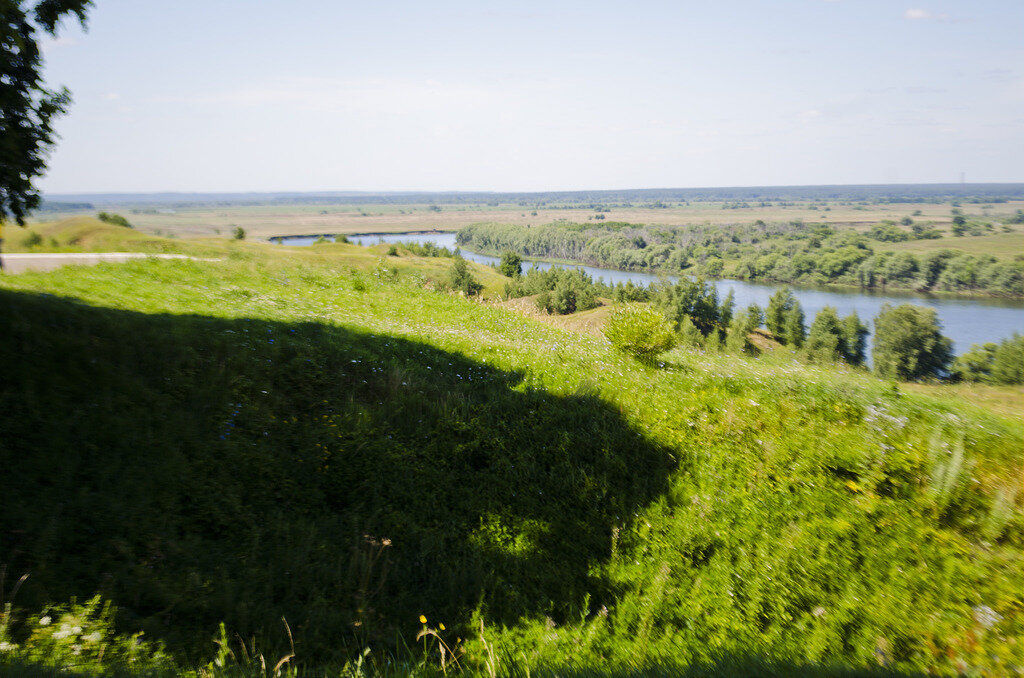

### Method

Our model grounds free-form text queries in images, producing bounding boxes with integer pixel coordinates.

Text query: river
[274,232,1024,357]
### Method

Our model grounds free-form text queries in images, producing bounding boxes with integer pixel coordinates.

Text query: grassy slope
[1,228,1022,676]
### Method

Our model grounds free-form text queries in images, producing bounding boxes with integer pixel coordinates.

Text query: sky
[37,0,1024,194]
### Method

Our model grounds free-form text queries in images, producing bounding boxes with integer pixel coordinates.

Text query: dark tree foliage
[498,250,522,278]
[872,304,953,381]
[97,211,132,229]
[840,312,869,366]
[1,0,91,227]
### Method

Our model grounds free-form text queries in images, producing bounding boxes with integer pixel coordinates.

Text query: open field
[30,198,1024,247]
[873,230,1024,260]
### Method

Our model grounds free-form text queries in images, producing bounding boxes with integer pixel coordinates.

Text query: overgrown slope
[0,243,1021,676]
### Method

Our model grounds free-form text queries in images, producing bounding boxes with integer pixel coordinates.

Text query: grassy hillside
[0,233,1022,677]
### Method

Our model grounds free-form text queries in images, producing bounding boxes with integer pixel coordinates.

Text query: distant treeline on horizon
[40,183,1024,210]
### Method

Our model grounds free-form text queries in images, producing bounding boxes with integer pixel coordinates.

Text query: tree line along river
[273,232,1024,359]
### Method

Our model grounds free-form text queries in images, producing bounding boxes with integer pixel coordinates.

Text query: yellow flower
[439,623,445,631]
[419,615,427,624]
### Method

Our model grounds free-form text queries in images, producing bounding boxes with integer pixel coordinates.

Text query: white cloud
[102,93,121,101]
[904,8,949,20]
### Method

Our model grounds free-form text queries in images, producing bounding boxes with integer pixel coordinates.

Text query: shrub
[96,212,132,228]
[232,226,246,240]
[603,305,677,363]
[447,255,482,296]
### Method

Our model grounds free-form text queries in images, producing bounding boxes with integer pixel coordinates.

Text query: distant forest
[42,183,1024,210]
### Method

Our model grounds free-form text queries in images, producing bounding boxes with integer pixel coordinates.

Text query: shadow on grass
[0,288,676,660]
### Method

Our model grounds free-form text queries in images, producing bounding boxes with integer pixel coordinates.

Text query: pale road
[0,253,208,274]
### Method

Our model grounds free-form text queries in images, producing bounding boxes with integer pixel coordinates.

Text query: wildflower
[438,623,445,631]
[419,615,427,624]
[0,642,17,652]
[39,615,51,626]
[973,605,1002,629]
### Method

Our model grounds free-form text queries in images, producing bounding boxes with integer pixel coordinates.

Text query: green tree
[448,255,483,296]
[498,250,522,278]
[952,343,998,383]
[990,333,1024,384]
[719,288,735,334]
[677,315,703,347]
[953,334,1024,385]
[782,301,806,348]
[805,306,844,364]
[725,310,760,355]
[872,303,953,381]
[951,215,967,237]
[1,0,92,266]
[840,312,869,366]
[232,226,246,240]
[656,279,720,337]
[745,302,764,329]
[765,287,795,340]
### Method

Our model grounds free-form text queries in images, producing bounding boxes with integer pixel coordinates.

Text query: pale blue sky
[38,0,1024,193]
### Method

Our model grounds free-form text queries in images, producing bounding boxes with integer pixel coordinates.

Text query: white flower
[973,605,1002,629]
[0,641,17,652]
[39,616,51,626]
[82,632,102,643]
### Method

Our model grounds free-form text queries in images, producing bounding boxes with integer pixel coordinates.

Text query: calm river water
[275,232,1024,357]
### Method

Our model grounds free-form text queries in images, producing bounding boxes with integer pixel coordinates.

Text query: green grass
[873,230,1024,260]
[0,231,1022,677]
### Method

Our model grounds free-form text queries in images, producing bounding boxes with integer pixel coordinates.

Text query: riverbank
[275,231,1024,357]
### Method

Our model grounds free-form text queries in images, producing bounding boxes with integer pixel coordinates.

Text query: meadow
[0,220,1022,677]
[31,198,1024,253]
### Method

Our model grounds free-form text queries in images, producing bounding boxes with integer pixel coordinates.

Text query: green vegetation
[445,254,483,296]
[953,333,1024,385]
[872,305,954,381]
[456,221,1024,298]
[498,251,522,278]
[503,267,602,315]
[0,225,1022,677]
[96,212,133,229]
[804,308,868,367]
[603,305,677,363]
[232,226,246,240]
[0,1,90,227]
